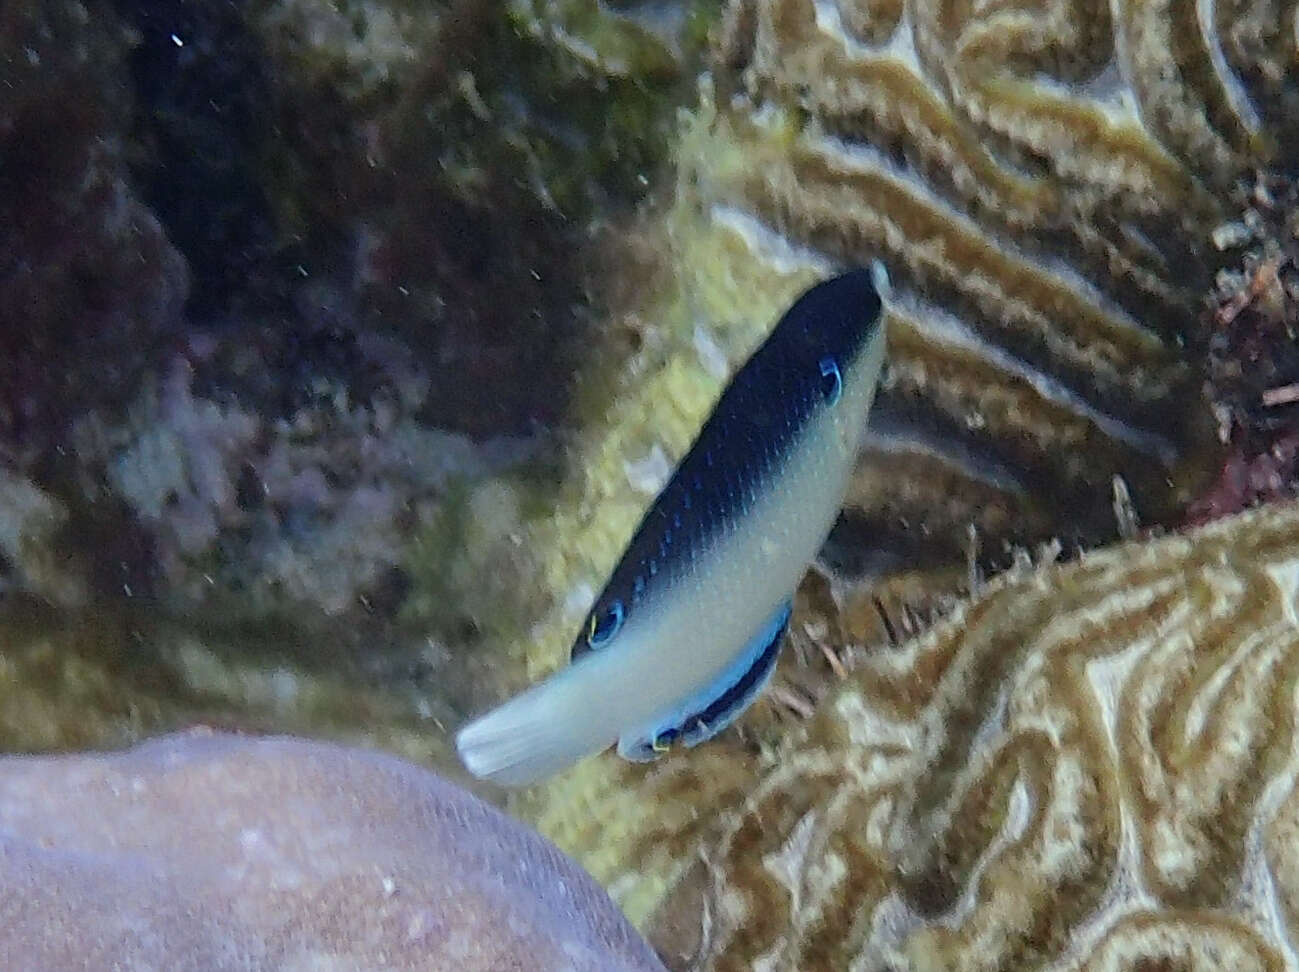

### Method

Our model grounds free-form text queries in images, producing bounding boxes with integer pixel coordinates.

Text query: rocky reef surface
[3,0,1299,968]
[0,730,664,970]
[0,0,711,752]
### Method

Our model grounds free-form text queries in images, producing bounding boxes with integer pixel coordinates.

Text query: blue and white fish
[457,266,889,786]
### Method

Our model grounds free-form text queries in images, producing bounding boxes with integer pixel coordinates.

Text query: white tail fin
[456,660,616,787]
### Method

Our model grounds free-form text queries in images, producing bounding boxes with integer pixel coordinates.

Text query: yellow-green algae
[251,0,716,231]
[510,0,684,80]
[0,597,458,771]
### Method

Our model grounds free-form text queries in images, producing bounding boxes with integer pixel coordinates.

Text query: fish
[456,265,890,786]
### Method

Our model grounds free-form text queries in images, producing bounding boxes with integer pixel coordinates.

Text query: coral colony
[3,0,1299,968]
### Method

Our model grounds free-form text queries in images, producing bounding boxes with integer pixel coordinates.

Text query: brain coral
[643,499,1299,970]
[693,0,1295,562]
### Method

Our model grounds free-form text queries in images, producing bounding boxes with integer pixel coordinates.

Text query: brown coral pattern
[645,501,1299,970]
[700,0,1295,562]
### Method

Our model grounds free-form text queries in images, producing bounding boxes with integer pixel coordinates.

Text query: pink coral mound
[0,731,663,971]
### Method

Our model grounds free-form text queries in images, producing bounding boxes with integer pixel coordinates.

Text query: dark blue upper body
[574,268,884,660]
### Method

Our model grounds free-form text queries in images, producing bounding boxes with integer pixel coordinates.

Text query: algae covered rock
[243,0,713,438]
[0,731,664,971]
[0,0,727,766]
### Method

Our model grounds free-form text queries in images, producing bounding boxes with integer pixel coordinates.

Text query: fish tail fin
[455,663,613,787]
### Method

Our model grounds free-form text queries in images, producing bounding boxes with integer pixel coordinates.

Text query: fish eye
[587,600,625,648]
[819,357,843,405]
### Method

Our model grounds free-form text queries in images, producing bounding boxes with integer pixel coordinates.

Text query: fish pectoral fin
[618,598,793,761]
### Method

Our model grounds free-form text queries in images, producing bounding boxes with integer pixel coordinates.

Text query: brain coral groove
[644,501,1299,970]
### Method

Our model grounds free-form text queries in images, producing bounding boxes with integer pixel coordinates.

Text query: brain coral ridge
[644,499,1299,971]
[698,0,1297,562]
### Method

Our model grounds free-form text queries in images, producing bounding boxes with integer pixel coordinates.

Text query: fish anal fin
[618,598,792,761]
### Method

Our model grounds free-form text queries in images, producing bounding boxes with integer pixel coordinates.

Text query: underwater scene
[3,0,1299,967]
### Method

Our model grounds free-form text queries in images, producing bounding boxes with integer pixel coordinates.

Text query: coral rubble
[1191,172,1299,523]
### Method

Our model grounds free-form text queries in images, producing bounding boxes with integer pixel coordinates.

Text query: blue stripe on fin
[618,599,792,762]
